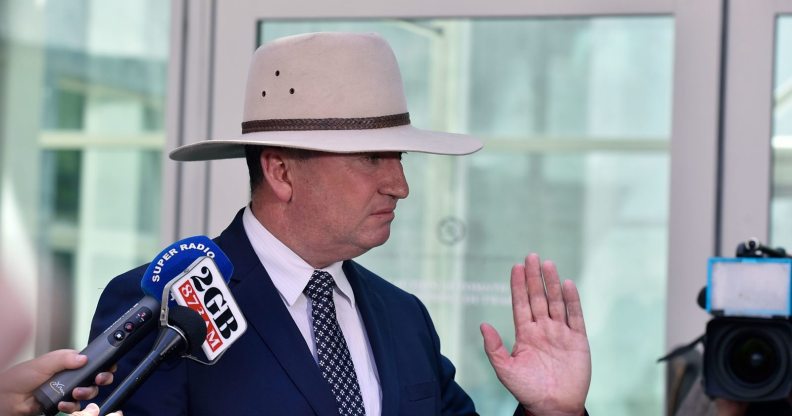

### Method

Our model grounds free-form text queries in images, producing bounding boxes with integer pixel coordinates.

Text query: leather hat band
[242,112,410,133]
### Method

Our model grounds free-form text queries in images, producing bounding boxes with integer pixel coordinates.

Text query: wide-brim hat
[170,32,483,161]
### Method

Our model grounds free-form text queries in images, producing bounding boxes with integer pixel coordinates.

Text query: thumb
[34,349,87,373]
[480,323,510,367]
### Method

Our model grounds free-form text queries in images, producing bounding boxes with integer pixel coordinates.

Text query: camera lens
[704,317,792,401]
[727,332,779,384]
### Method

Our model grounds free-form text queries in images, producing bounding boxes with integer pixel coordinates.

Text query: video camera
[703,239,792,402]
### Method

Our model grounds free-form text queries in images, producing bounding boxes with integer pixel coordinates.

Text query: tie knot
[304,270,335,301]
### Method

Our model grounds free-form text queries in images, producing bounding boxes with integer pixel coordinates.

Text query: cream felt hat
[169,32,483,161]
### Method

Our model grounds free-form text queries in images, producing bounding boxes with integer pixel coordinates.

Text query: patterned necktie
[304,270,366,415]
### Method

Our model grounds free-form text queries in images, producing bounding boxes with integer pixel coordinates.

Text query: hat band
[241,112,410,133]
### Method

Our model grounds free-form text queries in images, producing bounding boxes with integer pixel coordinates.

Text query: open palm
[481,254,591,416]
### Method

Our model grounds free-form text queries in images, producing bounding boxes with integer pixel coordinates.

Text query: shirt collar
[242,205,355,307]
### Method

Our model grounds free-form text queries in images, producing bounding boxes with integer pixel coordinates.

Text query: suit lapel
[344,261,400,416]
[217,210,338,415]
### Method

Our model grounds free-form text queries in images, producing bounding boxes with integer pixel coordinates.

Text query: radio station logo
[170,257,246,361]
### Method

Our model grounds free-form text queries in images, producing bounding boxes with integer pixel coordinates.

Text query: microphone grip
[98,329,185,416]
[33,296,160,416]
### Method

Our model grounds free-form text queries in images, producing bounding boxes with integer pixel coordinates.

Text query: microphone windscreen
[167,305,209,357]
[140,236,233,299]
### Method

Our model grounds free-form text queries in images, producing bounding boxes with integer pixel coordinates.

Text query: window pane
[0,0,169,351]
[261,18,672,415]
[771,16,792,249]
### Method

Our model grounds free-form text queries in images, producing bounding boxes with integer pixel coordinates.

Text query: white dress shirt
[242,206,382,415]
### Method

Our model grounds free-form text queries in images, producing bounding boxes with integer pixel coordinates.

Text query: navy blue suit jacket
[89,210,478,415]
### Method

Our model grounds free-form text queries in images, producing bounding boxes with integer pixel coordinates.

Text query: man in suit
[89,32,591,415]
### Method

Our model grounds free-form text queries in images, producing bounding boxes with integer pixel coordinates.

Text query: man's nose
[382,159,409,199]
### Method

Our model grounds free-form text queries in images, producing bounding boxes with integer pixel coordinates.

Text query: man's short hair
[244,145,265,195]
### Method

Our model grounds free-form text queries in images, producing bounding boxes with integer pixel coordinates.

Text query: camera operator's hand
[714,398,748,416]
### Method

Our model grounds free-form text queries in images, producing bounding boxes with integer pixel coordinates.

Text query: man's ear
[260,150,294,202]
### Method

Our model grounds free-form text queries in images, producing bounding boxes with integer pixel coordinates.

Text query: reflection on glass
[771,17,792,249]
[0,0,169,350]
[261,18,672,416]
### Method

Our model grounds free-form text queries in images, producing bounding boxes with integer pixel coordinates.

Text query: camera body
[703,257,792,401]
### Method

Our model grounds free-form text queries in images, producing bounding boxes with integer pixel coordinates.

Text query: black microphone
[33,236,232,416]
[97,306,206,416]
[98,255,248,415]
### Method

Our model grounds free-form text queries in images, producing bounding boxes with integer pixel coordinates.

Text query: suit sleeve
[86,266,189,415]
[412,295,478,416]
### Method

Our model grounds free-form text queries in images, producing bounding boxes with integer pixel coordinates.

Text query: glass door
[771,15,792,248]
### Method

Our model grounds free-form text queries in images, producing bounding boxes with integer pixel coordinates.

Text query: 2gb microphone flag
[169,257,247,361]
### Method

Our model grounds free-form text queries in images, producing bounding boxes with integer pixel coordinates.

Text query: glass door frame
[719,0,792,254]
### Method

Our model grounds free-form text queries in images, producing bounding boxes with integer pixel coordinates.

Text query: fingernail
[86,403,99,410]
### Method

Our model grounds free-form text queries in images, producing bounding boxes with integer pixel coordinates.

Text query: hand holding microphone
[0,350,115,416]
[97,255,247,415]
[32,236,234,416]
[0,269,116,416]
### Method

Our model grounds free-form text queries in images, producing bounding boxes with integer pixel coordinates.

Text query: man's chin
[368,232,391,249]
[356,229,392,253]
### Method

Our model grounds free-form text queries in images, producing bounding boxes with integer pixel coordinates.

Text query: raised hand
[480,253,591,416]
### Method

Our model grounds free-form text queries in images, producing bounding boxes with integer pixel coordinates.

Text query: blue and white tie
[304,270,366,416]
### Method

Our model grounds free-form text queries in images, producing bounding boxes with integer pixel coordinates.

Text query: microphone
[97,306,207,416]
[98,256,247,415]
[33,236,233,416]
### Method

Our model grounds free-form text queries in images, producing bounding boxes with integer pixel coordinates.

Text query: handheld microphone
[97,305,207,416]
[33,236,233,416]
[98,256,247,415]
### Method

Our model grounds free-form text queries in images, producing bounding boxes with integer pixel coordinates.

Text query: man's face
[286,151,409,266]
